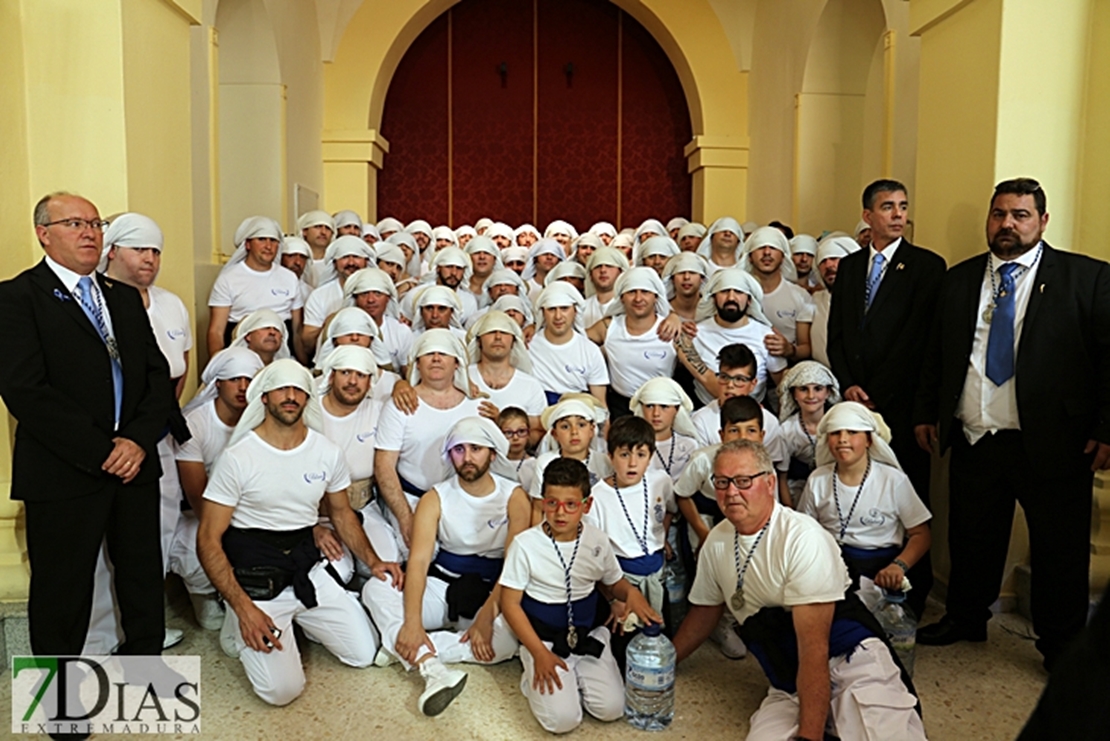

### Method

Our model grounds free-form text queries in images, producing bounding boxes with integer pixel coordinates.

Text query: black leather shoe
[917,616,987,645]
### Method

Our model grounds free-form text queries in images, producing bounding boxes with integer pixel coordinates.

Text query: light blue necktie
[77,276,123,426]
[865,252,885,310]
[985,262,1018,386]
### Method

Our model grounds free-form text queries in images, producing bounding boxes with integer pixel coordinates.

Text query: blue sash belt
[617,550,665,576]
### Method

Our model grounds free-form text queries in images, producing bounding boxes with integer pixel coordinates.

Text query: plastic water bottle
[625,623,675,730]
[875,590,917,677]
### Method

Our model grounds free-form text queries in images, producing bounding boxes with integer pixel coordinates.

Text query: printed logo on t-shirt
[653,501,665,524]
[643,350,669,360]
[593,545,602,557]
[166,328,187,340]
[303,470,327,484]
[860,509,886,527]
[564,363,587,376]
[486,515,509,530]
[271,288,292,297]
[356,430,377,443]
[776,309,797,319]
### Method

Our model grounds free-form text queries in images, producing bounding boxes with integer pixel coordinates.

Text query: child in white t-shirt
[629,377,700,485]
[491,406,534,485]
[500,457,660,734]
[777,361,841,507]
[526,395,613,507]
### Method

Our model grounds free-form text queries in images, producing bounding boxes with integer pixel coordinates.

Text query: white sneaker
[163,628,185,650]
[219,609,240,659]
[417,657,467,716]
[374,647,399,667]
[190,592,225,631]
[710,616,747,659]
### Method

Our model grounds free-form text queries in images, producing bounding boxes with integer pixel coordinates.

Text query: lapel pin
[1039,284,1045,293]
[53,289,71,302]
[896,262,905,270]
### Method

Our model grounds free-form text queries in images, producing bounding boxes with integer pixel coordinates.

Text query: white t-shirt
[434,474,515,559]
[810,289,832,368]
[204,429,351,531]
[147,285,192,379]
[500,522,624,603]
[690,402,788,470]
[527,450,613,499]
[799,463,932,550]
[400,284,479,325]
[582,296,614,329]
[780,415,818,504]
[760,279,815,344]
[528,331,610,396]
[691,318,787,404]
[584,470,675,560]
[377,315,415,371]
[602,315,676,397]
[468,364,547,416]
[647,433,699,483]
[304,279,345,328]
[321,398,381,481]
[674,444,719,502]
[175,401,233,472]
[688,504,850,625]
[207,261,304,323]
[374,396,484,491]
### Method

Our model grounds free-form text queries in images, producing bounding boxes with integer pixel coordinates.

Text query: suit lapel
[1021,243,1054,335]
[29,261,104,343]
[962,253,989,341]
[863,241,913,322]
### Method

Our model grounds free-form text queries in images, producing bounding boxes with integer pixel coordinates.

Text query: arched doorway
[376,0,692,228]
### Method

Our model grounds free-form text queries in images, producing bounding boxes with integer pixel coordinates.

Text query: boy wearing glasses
[500,458,660,734]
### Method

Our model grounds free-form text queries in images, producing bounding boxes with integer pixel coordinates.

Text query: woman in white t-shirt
[799,402,931,593]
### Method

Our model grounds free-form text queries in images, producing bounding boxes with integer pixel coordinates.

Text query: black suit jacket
[0,259,178,501]
[913,244,1110,474]
[827,240,947,429]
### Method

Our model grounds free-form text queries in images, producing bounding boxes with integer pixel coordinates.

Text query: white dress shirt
[866,238,902,295]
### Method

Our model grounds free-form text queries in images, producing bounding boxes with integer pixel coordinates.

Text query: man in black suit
[0,192,176,663]
[913,178,1110,670]
[827,179,946,617]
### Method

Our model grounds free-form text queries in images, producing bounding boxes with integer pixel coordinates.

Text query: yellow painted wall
[1076,0,1110,262]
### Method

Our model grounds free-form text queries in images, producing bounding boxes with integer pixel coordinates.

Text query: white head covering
[411,284,464,332]
[676,222,707,242]
[443,416,509,461]
[662,252,709,299]
[467,310,532,372]
[297,210,335,234]
[490,295,534,329]
[314,306,391,370]
[361,223,381,241]
[408,328,472,396]
[454,224,478,242]
[223,216,283,273]
[381,232,423,276]
[534,281,585,332]
[406,219,432,240]
[588,221,617,239]
[634,219,668,243]
[545,260,587,286]
[815,401,901,471]
[777,361,842,421]
[432,225,458,249]
[741,221,758,237]
[373,240,414,278]
[183,346,264,414]
[229,358,323,446]
[814,236,862,287]
[474,218,494,234]
[333,210,362,231]
[609,233,635,252]
[568,233,604,262]
[789,234,818,257]
[231,308,291,360]
[514,224,540,244]
[666,217,690,234]
[281,236,312,258]
[543,220,578,241]
[465,236,504,271]
[318,235,376,284]
[854,219,871,240]
[481,268,527,304]
[696,217,743,261]
[317,345,379,395]
[696,267,771,326]
[584,245,631,298]
[343,267,400,318]
[502,245,529,266]
[629,377,697,438]
[538,396,608,454]
[741,226,798,281]
[99,213,164,273]
[425,246,474,288]
[485,222,513,243]
[636,236,680,265]
[605,266,672,319]
[376,217,404,236]
[522,239,566,282]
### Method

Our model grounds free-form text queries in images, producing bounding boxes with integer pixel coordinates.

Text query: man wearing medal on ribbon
[672,440,925,741]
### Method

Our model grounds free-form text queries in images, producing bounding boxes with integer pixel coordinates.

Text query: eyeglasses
[41,218,109,232]
[717,372,754,385]
[501,428,529,439]
[711,471,771,491]
[542,498,586,513]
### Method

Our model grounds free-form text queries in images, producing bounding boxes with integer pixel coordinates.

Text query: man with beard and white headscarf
[810,236,861,367]
[696,217,744,276]
[528,282,610,408]
[402,246,479,323]
[675,268,787,406]
[302,235,376,353]
[373,330,485,562]
[742,226,814,363]
[363,416,523,716]
[198,359,401,706]
[409,284,468,342]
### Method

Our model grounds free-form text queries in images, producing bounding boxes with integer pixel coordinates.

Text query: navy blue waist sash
[520,592,605,659]
[617,550,665,576]
[787,456,814,482]
[692,490,724,521]
[840,544,901,580]
[432,550,503,583]
[744,616,875,693]
[398,476,427,497]
[544,390,562,406]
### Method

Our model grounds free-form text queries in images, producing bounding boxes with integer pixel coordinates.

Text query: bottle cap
[643,622,662,637]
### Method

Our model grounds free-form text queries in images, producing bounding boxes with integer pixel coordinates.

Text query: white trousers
[167,511,214,595]
[519,626,625,734]
[360,493,418,565]
[227,561,380,706]
[362,571,518,669]
[83,438,180,654]
[746,638,926,741]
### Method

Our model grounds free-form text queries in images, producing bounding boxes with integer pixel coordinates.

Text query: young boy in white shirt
[500,457,660,734]
[777,361,841,507]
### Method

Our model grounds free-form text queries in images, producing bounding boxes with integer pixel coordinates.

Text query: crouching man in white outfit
[672,440,926,741]
[364,416,525,716]
[198,359,402,706]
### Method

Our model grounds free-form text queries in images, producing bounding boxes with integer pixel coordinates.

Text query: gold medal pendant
[567,626,578,650]
[730,589,745,612]
[982,304,995,323]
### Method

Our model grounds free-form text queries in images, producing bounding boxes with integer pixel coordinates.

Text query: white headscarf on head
[629,377,697,438]
[376,217,404,236]
[485,222,513,243]
[408,328,472,396]
[522,239,566,282]
[588,222,617,239]
[568,233,604,262]
[481,268,527,305]
[314,306,390,370]
[406,219,432,240]
[374,240,417,279]
[676,222,707,242]
[666,217,690,234]
[318,235,377,284]
[610,233,635,251]
[231,308,291,360]
[854,219,871,240]
[696,217,743,261]
[381,232,424,276]
[432,226,458,249]
[605,266,672,319]
[317,345,379,395]
[490,294,534,329]
[361,223,381,242]
[502,246,529,266]
[443,416,510,461]
[584,245,631,298]
[454,225,477,243]
[411,284,464,332]
[514,224,540,244]
[636,236,680,266]
[634,219,668,243]
[223,216,283,274]
[424,246,473,288]
[662,252,709,300]
[543,220,578,241]
[467,310,532,372]
[333,210,363,232]
[545,260,587,287]
[537,396,608,454]
[815,401,901,471]
[298,210,335,235]
[777,361,841,421]
[100,213,163,272]
[281,236,312,258]
[343,267,400,318]
[474,218,494,235]
[741,226,798,281]
[790,234,818,256]
[696,267,771,326]
[465,236,504,272]
[183,346,264,414]
[814,236,862,287]
[741,221,758,237]
[229,358,323,446]
[534,281,585,332]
